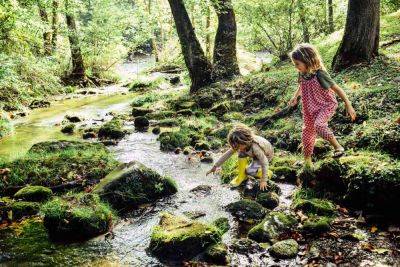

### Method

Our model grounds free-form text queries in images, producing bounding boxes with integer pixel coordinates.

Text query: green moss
[0,141,118,193]
[149,212,221,260]
[98,118,125,140]
[269,239,299,259]
[11,201,40,220]
[213,217,230,234]
[147,110,176,120]
[158,130,191,151]
[14,186,52,202]
[248,211,297,243]
[131,107,153,117]
[302,216,332,234]
[204,243,228,265]
[292,189,336,216]
[93,161,177,212]
[61,124,75,134]
[128,78,160,91]
[270,166,297,182]
[227,199,266,223]
[41,193,114,241]
[0,116,13,139]
[157,118,180,127]
[256,192,279,209]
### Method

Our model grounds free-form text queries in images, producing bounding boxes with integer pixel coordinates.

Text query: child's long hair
[289,43,326,74]
[228,124,253,150]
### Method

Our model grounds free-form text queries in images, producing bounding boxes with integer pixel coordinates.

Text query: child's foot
[333,147,345,158]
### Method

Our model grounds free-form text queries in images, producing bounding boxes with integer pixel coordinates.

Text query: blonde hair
[289,43,326,74]
[228,124,254,150]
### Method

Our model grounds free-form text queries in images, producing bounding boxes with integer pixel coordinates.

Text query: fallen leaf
[370,226,378,233]
[361,242,375,252]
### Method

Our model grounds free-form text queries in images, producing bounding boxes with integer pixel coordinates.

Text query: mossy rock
[213,217,230,235]
[93,161,177,212]
[98,119,125,140]
[14,186,52,202]
[61,124,75,134]
[248,211,297,243]
[269,239,299,259]
[0,141,118,193]
[158,131,191,151]
[204,243,229,265]
[147,110,176,120]
[270,166,297,183]
[132,107,153,117]
[149,213,221,260]
[152,126,161,135]
[194,141,211,151]
[256,192,279,209]
[209,102,230,116]
[11,201,40,220]
[292,197,336,216]
[226,199,266,223]
[242,178,282,199]
[313,139,331,158]
[156,118,180,127]
[176,109,193,116]
[134,116,150,129]
[41,193,113,241]
[302,216,332,234]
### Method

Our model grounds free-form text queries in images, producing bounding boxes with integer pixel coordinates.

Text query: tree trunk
[287,0,295,51]
[298,0,310,43]
[51,0,58,53]
[38,3,52,55]
[167,0,213,93]
[332,0,380,71]
[328,0,334,33]
[65,0,85,80]
[212,0,240,80]
[205,6,211,59]
[147,0,159,62]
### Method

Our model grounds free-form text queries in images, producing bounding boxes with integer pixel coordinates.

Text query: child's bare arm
[206,149,235,175]
[289,84,301,106]
[331,84,356,121]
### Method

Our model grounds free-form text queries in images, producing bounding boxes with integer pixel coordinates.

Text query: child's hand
[288,97,298,107]
[206,166,218,176]
[259,180,268,191]
[346,103,356,122]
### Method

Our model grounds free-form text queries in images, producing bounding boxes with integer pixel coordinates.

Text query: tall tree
[167,0,213,93]
[327,0,334,33]
[38,1,52,55]
[298,0,310,43]
[211,0,240,79]
[205,6,211,59]
[332,0,380,71]
[51,0,58,53]
[147,0,159,62]
[65,0,86,80]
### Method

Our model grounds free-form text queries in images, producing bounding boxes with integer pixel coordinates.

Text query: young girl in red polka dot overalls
[288,43,356,169]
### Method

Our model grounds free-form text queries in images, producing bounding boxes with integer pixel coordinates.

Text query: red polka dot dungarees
[300,75,338,157]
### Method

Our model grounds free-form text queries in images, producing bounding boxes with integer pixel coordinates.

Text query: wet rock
[174,147,181,154]
[131,107,153,117]
[83,131,97,139]
[61,124,75,134]
[194,141,211,151]
[14,186,52,202]
[134,116,149,129]
[200,155,213,163]
[169,76,180,85]
[230,238,264,254]
[269,239,299,259]
[213,217,230,234]
[152,126,160,135]
[226,199,266,223]
[149,212,221,260]
[204,243,229,265]
[302,216,331,234]
[190,185,212,196]
[93,161,177,212]
[248,211,297,243]
[41,193,113,241]
[242,178,282,199]
[101,140,119,146]
[98,119,126,140]
[270,166,297,183]
[183,211,206,220]
[183,146,193,155]
[65,115,82,123]
[256,192,279,209]
[11,201,40,220]
[29,100,50,109]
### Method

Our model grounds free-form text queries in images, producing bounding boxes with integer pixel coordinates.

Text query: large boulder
[256,192,279,209]
[149,213,221,260]
[41,193,113,241]
[226,199,266,223]
[248,211,297,243]
[302,216,332,234]
[269,239,299,259]
[14,186,52,202]
[93,161,177,212]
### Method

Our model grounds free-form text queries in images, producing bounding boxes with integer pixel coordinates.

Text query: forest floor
[0,10,399,267]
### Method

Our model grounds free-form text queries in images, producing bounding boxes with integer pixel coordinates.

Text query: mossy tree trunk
[38,2,52,56]
[298,0,310,43]
[51,0,58,53]
[332,0,380,71]
[327,0,334,33]
[65,0,86,81]
[211,0,240,80]
[167,0,213,93]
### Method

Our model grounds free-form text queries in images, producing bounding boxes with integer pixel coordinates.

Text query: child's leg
[302,115,317,167]
[314,107,342,150]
